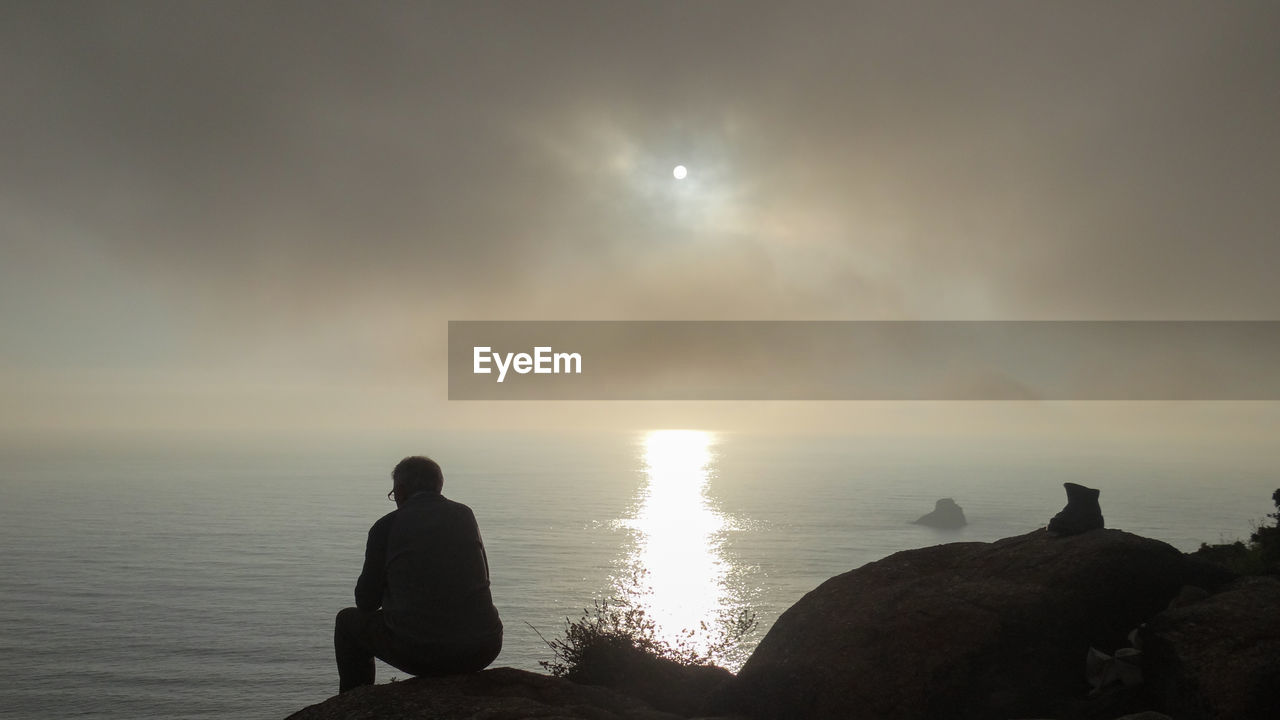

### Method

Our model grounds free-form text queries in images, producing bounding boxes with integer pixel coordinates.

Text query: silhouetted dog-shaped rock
[1048,482,1104,536]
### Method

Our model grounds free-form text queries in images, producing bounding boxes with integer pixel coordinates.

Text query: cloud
[1,1,1278,432]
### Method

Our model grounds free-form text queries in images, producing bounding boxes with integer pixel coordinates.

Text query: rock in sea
[913,497,967,529]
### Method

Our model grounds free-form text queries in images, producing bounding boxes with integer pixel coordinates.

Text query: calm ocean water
[0,429,1275,719]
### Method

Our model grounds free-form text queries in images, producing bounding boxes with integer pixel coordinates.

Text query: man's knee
[336,607,362,628]
[335,607,371,645]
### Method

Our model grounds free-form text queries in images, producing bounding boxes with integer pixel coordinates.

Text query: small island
[913,497,968,529]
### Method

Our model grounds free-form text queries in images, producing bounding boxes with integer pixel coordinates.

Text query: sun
[672,165,688,180]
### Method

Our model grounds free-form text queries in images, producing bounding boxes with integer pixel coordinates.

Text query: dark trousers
[334,607,503,693]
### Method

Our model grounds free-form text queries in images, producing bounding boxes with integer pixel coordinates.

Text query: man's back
[385,493,501,643]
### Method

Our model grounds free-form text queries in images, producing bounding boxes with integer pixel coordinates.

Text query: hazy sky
[2,1,1278,438]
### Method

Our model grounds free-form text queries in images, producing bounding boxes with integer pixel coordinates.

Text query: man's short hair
[393,456,444,494]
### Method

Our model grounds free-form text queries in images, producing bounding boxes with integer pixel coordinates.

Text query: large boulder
[721,529,1231,720]
[284,667,694,720]
[1048,482,1105,536]
[1141,576,1280,720]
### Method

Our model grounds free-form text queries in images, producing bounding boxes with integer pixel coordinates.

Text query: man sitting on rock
[334,456,503,693]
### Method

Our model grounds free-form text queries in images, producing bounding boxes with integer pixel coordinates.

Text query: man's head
[391,456,444,505]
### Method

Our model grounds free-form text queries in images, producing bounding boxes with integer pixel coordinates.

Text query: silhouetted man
[334,456,502,693]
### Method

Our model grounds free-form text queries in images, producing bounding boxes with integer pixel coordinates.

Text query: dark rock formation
[1048,482,1105,536]
[284,666,733,720]
[1141,576,1280,720]
[913,497,967,529]
[720,529,1231,720]
[288,525,1275,720]
[1166,584,1211,610]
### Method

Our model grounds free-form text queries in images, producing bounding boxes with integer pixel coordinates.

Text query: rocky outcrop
[288,528,1274,720]
[1048,482,1105,536]
[721,529,1231,720]
[284,666,728,720]
[913,497,967,529]
[1141,576,1280,720]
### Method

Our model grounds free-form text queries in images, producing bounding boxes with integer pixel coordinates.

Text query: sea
[0,429,1275,719]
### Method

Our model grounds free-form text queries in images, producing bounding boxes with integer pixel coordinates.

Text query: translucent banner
[447,321,1280,400]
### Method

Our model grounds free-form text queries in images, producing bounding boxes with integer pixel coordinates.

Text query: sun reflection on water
[615,429,744,661]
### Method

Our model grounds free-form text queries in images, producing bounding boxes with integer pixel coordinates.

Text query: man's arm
[354,512,394,611]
